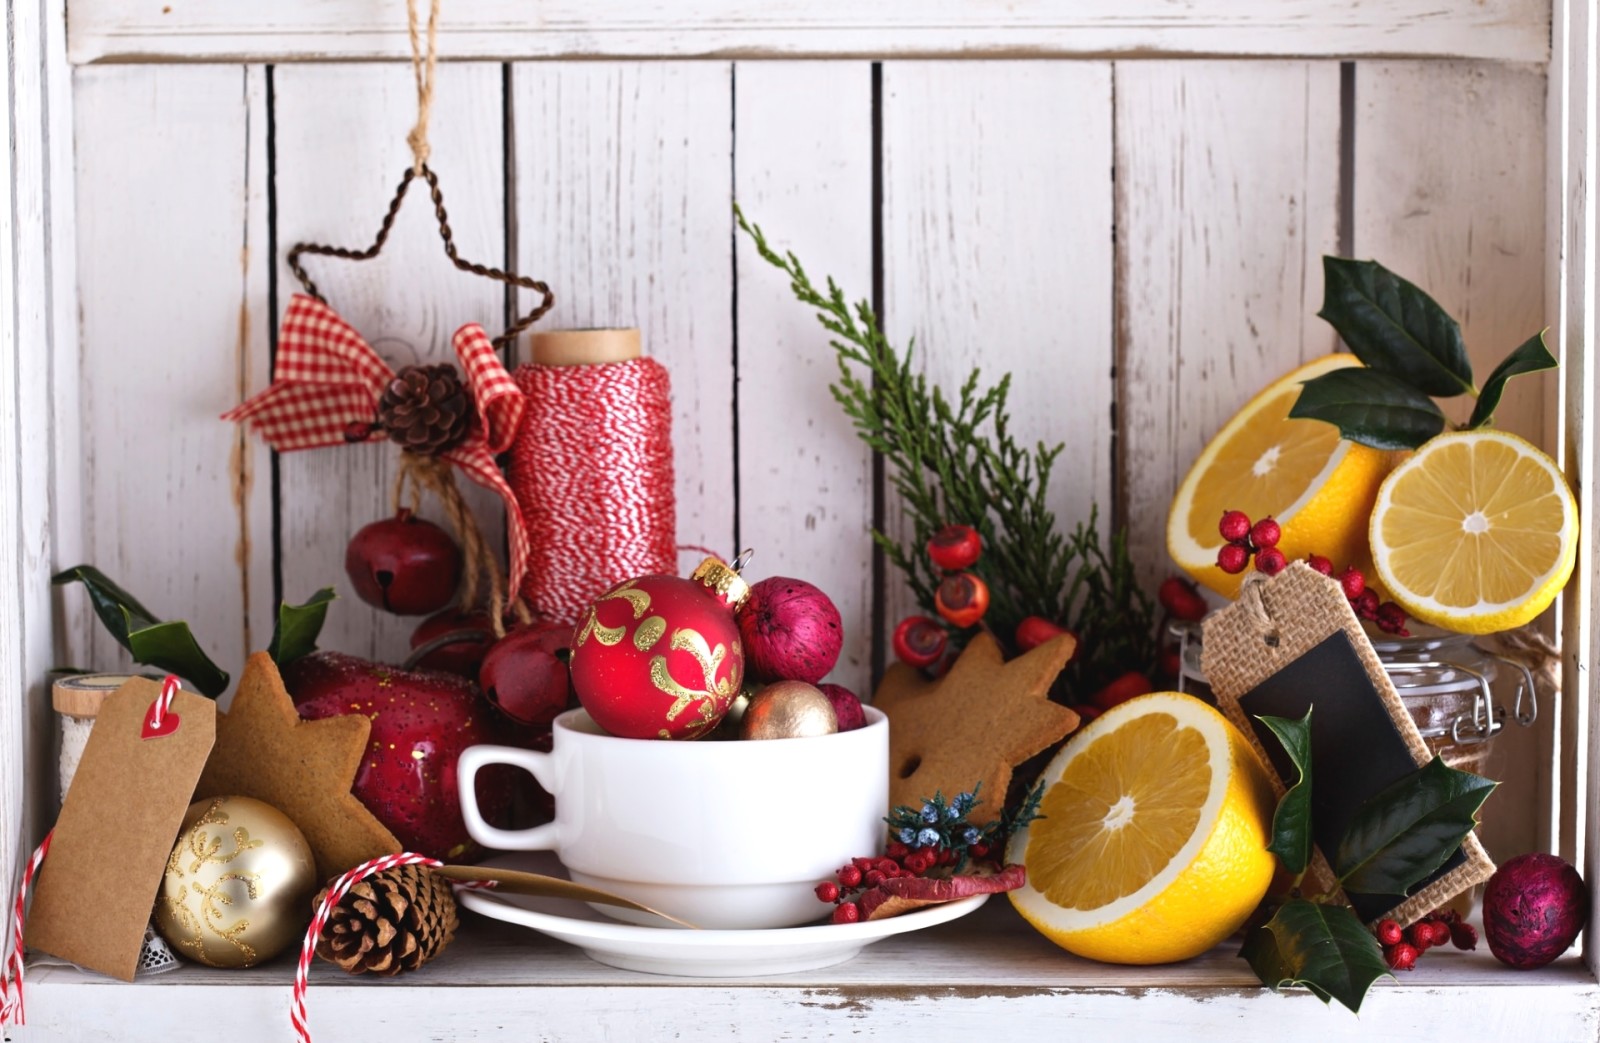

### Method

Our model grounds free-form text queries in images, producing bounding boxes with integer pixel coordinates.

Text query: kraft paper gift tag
[1201,562,1494,927]
[26,678,215,981]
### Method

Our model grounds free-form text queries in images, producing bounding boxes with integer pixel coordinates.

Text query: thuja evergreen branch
[736,208,1154,687]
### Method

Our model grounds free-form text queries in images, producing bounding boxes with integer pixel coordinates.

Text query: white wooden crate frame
[2,1,1598,1039]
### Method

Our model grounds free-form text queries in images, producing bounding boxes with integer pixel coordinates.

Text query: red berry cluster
[893,524,996,670]
[1376,908,1478,970]
[815,842,968,924]
[1302,555,1410,636]
[1216,510,1287,576]
[1215,509,1410,636]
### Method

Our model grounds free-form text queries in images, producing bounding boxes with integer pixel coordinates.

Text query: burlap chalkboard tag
[1201,561,1494,927]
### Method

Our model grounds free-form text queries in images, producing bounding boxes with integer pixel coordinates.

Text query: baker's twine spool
[510,340,676,624]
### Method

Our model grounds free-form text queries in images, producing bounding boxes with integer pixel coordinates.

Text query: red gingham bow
[224,294,531,597]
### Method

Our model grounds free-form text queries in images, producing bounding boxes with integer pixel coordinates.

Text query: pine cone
[314,864,460,976]
[377,363,472,455]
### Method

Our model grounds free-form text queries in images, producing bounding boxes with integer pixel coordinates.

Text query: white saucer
[456,852,990,977]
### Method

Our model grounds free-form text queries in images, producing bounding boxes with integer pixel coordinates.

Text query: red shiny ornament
[568,557,749,740]
[286,650,512,861]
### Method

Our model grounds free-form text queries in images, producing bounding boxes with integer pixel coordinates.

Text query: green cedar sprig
[736,208,1155,692]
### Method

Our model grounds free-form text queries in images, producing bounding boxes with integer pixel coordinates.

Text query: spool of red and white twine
[292,852,494,1043]
[510,354,677,623]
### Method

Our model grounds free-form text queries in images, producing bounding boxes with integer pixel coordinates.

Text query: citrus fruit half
[1369,429,1578,635]
[1167,354,1392,599]
[1007,692,1276,965]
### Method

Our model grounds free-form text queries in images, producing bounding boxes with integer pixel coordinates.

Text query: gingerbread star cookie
[195,652,400,880]
[874,631,1079,826]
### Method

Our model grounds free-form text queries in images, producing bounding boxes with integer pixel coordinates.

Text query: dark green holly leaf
[53,563,231,698]
[1257,709,1314,874]
[1468,330,1557,429]
[267,587,336,667]
[1242,899,1390,1013]
[1319,257,1475,397]
[1289,368,1447,450]
[1334,756,1497,896]
[51,564,161,645]
[123,617,230,698]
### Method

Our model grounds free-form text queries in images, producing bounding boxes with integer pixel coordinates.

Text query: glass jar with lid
[1171,621,1536,773]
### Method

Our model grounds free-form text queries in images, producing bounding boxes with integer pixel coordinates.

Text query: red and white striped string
[509,357,677,623]
[147,675,179,731]
[292,851,495,1043]
[0,830,52,1027]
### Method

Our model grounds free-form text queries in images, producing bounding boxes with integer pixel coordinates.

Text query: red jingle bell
[568,556,750,740]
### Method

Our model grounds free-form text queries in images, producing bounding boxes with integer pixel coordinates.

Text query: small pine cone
[314,864,460,976]
[376,363,472,455]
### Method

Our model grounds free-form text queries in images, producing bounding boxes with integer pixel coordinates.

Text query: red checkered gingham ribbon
[292,851,494,1043]
[224,294,531,595]
[0,831,52,1027]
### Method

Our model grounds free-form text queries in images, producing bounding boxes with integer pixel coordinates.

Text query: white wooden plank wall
[71,67,274,697]
[733,63,875,697]
[273,64,507,658]
[508,62,736,585]
[1352,61,1552,861]
[880,62,1115,635]
[1116,62,1343,596]
[57,58,1554,864]
[3,0,78,899]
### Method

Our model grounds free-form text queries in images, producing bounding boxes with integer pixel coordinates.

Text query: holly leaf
[1334,756,1497,897]
[1467,330,1557,430]
[123,618,231,698]
[51,564,161,645]
[52,563,231,698]
[1257,709,1314,874]
[268,587,336,667]
[1242,899,1390,1013]
[1289,368,1447,450]
[1319,257,1475,397]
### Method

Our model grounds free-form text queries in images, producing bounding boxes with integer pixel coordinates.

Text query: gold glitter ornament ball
[739,680,838,740]
[155,796,317,968]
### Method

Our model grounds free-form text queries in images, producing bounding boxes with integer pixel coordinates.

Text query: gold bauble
[739,680,838,740]
[154,796,316,968]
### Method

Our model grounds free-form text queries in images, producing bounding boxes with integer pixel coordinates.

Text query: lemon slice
[1370,430,1578,635]
[1168,354,1393,599]
[1006,692,1275,965]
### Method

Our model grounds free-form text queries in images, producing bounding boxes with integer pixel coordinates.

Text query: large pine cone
[377,363,472,455]
[314,864,460,976]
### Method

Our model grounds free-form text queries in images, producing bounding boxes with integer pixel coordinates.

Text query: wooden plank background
[61,59,1552,855]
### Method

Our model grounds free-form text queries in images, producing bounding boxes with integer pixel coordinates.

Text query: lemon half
[1370,429,1578,634]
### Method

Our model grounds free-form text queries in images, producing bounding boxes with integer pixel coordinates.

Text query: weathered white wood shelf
[5,0,1600,1039]
[21,901,1600,1041]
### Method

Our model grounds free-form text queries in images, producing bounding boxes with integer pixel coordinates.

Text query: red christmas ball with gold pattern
[569,556,749,740]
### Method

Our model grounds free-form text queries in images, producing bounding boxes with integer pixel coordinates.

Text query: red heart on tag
[141,708,182,740]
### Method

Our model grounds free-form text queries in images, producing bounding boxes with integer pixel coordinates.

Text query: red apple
[479,623,573,728]
[409,608,496,677]
[344,509,463,616]
[285,650,511,861]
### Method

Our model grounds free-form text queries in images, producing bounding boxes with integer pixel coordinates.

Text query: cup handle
[458,744,559,852]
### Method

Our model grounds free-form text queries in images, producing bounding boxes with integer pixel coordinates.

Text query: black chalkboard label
[1238,629,1466,922]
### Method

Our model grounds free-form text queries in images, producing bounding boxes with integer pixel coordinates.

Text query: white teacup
[459,706,889,929]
